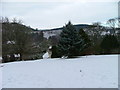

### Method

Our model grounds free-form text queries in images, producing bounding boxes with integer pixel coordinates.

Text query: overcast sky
[1,0,119,29]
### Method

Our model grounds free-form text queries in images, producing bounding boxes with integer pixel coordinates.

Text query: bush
[51,46,60,58]
[31,54,42,60]
[100,34,119,53]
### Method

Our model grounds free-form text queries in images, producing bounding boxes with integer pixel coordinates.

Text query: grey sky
[1,0,119,29]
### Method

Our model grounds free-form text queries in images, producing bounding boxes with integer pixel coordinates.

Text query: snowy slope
[1,55,118,88]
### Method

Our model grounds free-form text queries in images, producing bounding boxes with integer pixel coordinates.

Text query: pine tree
[58,21,86,57]
[79,29,91,49]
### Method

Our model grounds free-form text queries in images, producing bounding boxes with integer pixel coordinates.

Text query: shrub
[100,34,119,53]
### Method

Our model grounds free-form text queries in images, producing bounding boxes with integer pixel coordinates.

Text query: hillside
[2,22,35,32]
[1,55,118,88]
[39,24,93,31]
[37,24,93,39]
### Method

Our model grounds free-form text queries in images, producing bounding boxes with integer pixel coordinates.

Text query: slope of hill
[38,24,93,39]
[2,22,35,32]
[40,24,92,31]
[1,55,118,88]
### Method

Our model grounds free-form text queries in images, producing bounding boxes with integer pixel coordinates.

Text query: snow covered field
[0,55,118,88]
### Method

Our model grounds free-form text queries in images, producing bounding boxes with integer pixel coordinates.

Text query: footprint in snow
[80,70,82,72]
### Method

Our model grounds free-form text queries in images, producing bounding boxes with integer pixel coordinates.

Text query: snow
[0,57,2,63]
[49,46,52,49]
[14,54,20,58]
[0,55,118,88]
[43,46,52,59]
[42,52,50,59]
[43,32,56,39]
[7,41,15,44]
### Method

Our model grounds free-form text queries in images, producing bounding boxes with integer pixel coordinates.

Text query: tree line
[1,17,120,62]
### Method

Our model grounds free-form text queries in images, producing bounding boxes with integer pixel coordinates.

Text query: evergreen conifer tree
[58,21,86,57]
[79,28,91,49]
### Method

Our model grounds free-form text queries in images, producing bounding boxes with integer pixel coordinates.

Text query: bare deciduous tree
[107,18,118,35]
